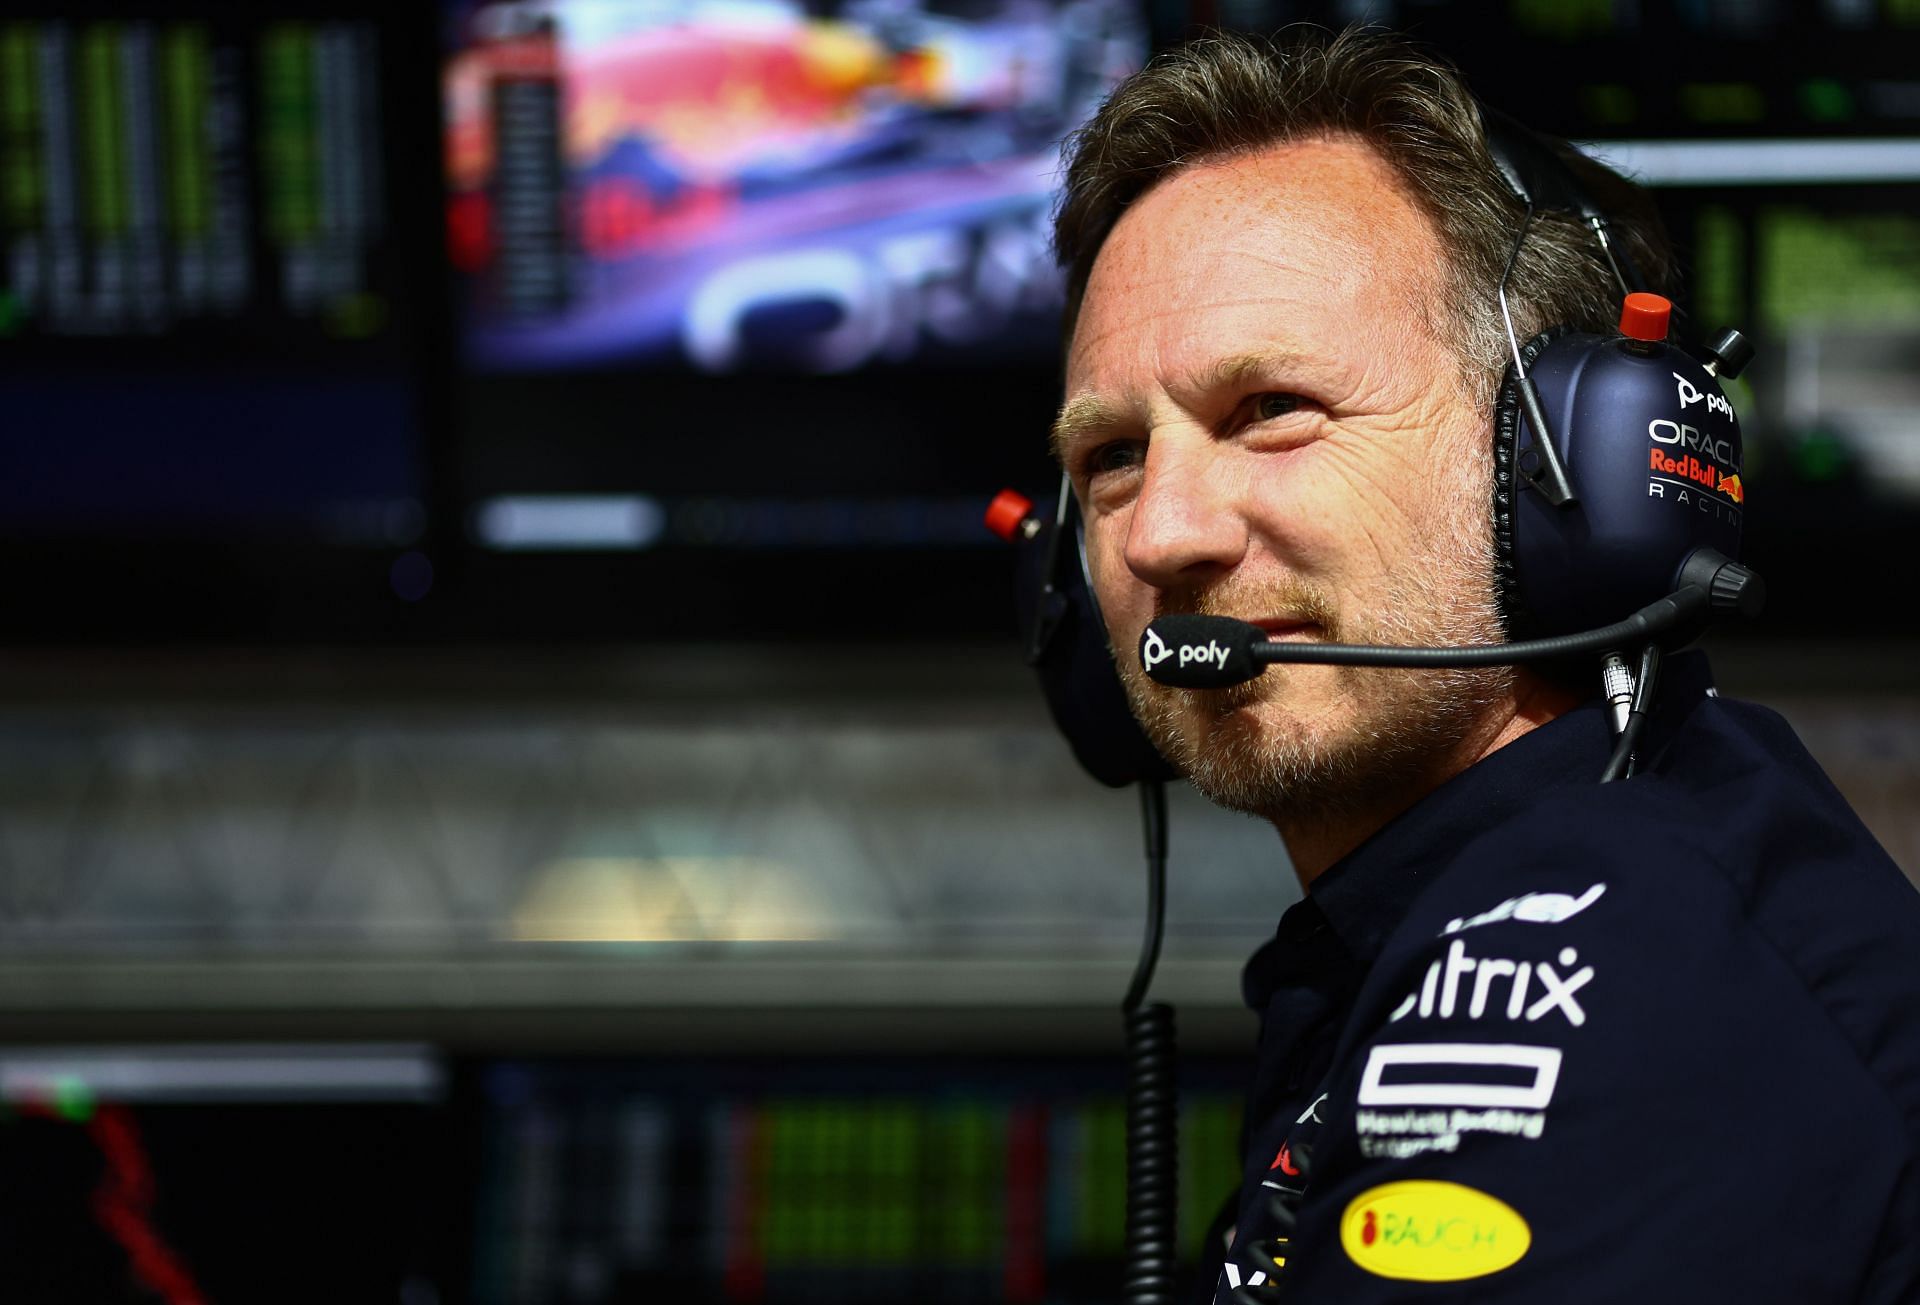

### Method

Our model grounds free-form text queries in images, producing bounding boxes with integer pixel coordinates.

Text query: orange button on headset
[1618,292,1671,341]
[984,488,1035,542]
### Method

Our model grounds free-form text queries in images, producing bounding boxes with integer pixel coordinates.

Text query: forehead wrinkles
[1064,280,1450,438]
[1068,136,1455,378]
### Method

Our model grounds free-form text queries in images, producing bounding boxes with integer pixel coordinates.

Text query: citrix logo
[1388,939,1595,1028]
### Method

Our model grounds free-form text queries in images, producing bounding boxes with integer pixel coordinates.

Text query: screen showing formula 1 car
[442,0,1146,375]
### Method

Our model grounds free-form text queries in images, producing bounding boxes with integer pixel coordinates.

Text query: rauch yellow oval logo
[1339,1180,1530,1282]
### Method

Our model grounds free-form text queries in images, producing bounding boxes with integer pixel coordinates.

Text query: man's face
[1057,134,1512,823]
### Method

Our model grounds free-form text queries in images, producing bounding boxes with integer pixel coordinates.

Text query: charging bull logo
[1718,472,1744,505]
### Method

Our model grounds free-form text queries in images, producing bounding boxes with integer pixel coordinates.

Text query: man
[1050,27,1920,1303]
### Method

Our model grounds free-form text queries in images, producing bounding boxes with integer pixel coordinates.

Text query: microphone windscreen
[1139,615,1264,688]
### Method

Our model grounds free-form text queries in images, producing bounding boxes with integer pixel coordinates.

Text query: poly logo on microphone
[1141,627,1171,670]
[1141,616,1260,687]
[1181,641,1230,670]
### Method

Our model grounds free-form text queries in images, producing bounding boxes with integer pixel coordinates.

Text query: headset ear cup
[1496,325,1746,641]
[1015,489,1181,788]
[1491,326,1573,642]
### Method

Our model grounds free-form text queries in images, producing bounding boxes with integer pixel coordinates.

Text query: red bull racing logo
[1647,415,1744,519]
[1648,447,1721,492]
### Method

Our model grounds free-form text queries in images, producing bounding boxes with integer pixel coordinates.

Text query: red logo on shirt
[1270,1142,1302,1177]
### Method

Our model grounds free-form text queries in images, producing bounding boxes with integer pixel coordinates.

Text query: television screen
[467,1055,1247,1304]
[438,0,1148,639]
[0,5,450,641]
[0,1045,452,1303]
[443,0,1146,375]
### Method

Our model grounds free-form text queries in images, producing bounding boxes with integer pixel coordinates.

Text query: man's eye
[1086,441,1145,476]
[1254,393,1302,420]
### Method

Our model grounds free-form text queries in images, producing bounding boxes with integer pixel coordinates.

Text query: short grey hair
[1053,27,1675,409]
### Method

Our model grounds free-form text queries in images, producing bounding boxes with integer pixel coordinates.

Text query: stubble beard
[1115,498,1513,831]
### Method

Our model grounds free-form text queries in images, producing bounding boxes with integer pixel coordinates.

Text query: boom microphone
[1137,616,1261,688]
[1138,549,1762,689]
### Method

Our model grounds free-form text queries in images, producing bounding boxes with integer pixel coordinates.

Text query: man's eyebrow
[1049,349,1311,463]
[1191,348,1310,396]
[1049,393,1124,464]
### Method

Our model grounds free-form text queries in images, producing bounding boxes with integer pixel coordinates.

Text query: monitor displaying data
[1,18,391,343]
[0,1046,1251,1305]
[468,1057,1246,1305]
[0,6,447,639]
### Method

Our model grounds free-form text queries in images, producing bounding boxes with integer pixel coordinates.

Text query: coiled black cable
[1123,1001,1178,1304]
[1123,780,1180,1305]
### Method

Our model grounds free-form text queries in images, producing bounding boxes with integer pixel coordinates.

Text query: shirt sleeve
[1222,842,1911,1305]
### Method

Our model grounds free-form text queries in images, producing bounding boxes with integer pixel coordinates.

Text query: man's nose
[1122,436,1247,589]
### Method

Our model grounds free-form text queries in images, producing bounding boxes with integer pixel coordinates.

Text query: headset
[989,108,1763,792]
[984,103,1766,1305]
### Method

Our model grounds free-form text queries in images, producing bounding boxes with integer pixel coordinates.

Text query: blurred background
[2,0,1917,1301]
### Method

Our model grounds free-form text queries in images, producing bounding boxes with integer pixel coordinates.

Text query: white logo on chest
[1443,883,1605,936]
[1388,940,1594,1027]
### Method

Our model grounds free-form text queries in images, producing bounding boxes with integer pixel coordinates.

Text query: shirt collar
[1244,651,1716,1009]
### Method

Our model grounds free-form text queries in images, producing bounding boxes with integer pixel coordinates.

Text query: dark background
[2,1,1917,1302]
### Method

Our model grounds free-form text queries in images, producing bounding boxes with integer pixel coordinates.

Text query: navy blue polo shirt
[1212,653,1920,1304]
